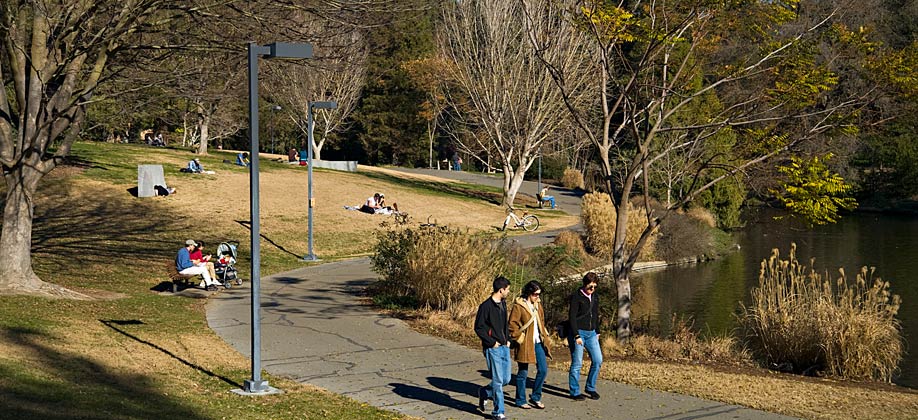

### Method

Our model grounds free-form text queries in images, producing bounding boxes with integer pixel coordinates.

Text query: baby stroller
[214,241,243,288]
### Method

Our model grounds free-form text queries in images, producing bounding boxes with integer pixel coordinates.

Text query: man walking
[568,272,603,401]
[475,276,512,420]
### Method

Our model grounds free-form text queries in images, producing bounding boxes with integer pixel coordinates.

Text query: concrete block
[311,159,357,172]
[137,164,166,197]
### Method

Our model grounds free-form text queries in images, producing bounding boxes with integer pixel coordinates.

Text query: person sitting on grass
[235,152,250,167]
[176,239,219,291]
[359,193,398,215]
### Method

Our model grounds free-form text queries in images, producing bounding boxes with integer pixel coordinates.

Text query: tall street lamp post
[303,101,337,262]
[242,41,312,396]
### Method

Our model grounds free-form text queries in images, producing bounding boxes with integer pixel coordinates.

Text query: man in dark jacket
[568,272,602,400]
[474,276,512,420]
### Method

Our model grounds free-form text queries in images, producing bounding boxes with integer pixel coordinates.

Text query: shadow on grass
[235,220,302,259]
[0,326,208,419]
[100,320,242,388]
[19,182,198,278]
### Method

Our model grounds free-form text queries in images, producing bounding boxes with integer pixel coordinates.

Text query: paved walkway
[206,168,794,419]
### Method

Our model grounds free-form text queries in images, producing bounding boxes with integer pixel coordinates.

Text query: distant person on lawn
[184,158,214,174]
[235,152,250,167]
[359,193,399,215]
[175,239,219,290]
[475,276,512,420]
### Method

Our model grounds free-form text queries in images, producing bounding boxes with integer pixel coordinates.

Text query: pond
[632,208,918,388]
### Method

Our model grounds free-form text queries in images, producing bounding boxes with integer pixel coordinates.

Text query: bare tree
[266,27,368,160]
[527,0,880,338]
[0,1,194,296]
[439,0,594,205]
[403,55,450,169]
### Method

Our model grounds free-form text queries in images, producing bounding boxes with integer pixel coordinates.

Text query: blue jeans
[542,195,555,209]
[568,329,603,396]
[515,342,548,406]
[482,345,511,415]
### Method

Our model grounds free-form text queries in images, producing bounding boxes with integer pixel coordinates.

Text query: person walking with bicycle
[568,272,603,401]
[475,276,512,420]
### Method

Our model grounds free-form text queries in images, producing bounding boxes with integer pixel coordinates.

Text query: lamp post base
[302,254,320,262]
[234,380,282,396]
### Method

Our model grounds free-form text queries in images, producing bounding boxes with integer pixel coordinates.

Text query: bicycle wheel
[521,215,539,231]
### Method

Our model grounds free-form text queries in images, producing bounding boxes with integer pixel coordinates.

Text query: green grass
[0,142,415,419]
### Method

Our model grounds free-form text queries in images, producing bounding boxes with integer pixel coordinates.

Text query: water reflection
[632,208,918,387]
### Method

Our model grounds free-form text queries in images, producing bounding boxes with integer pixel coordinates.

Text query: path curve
[206,169,793,419]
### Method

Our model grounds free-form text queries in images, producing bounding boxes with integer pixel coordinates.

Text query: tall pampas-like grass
[371,225,508,322]
[739,244,902,382]
[580,192,656,259]
[561,168,584,189]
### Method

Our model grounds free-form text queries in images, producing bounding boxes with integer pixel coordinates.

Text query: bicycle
[500,206,539,232]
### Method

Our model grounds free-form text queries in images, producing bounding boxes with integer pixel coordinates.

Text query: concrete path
[206,167,794,419]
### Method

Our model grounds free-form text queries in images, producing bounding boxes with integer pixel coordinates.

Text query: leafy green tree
[348,4,436,166]
[772,154,858,225]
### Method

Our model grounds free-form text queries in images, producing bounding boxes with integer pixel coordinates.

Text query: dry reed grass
[551,230,588,262]
[580,192,656,259]
[561,168,584,189]
[372,226,507,321]
[739,244,903,381]
[602,317,752,366]
[685,206,717,228]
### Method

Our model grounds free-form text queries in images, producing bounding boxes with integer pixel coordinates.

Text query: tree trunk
[615,270,632,340]
[0,167,44,292]
[502,163,528,206]
[0,164,92,299]
[196,105,210,155]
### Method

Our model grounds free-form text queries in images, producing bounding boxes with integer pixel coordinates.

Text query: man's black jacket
[474,296,509,349]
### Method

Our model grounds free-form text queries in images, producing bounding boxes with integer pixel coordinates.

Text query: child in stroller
[214,241,243,288]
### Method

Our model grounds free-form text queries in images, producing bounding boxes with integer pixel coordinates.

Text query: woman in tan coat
[508,280,552,409]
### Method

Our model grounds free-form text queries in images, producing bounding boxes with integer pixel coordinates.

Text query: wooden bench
[166,261,199,293]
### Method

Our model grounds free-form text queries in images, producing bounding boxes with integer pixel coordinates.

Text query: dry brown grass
[551,230,588,262]
[601,318,752,366]
[685,206,717,228]
[561,168,584,189]
[371,225,510,321]
[580,192,656,259]
[398,306,918,420]
[161,166,577,262]
[595,359,918,420]
[740,244,903,381]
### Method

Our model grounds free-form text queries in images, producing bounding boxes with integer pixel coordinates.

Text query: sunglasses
[532,292,541,296]
[586,285,597,291]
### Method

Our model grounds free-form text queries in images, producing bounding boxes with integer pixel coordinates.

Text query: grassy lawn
[0,141,576,419]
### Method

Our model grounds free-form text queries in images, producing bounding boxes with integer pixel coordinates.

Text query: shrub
[739,244,903,381]
[561,168,584,189]
[371,226,508,321]
[580,192,656,260]
[552,230,588,263]
[653,210,715,262]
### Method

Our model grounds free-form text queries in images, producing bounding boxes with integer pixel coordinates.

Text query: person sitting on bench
[176,239,219,290]
[539,186,556,209]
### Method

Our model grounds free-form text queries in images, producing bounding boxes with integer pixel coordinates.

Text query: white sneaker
[199,281,206,288]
